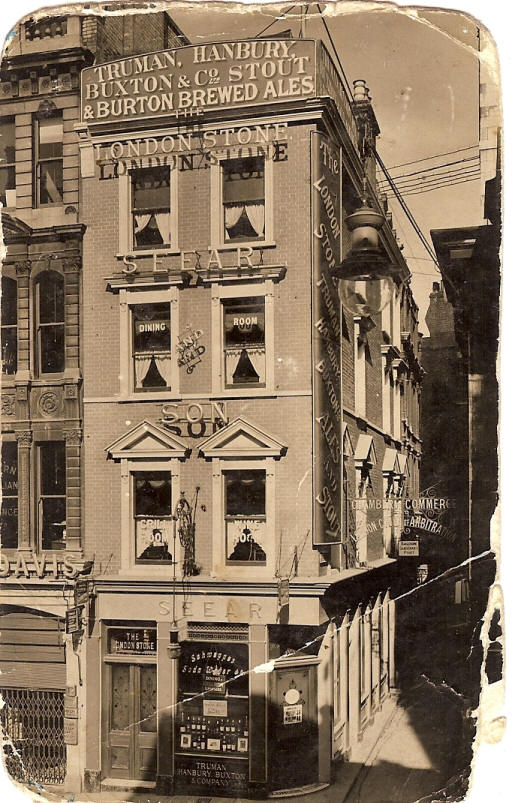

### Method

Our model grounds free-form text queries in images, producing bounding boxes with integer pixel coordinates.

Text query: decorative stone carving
[64,429,82,445]
[15,385,29,401]
[64,383,78,399]
[15,260,31,277]
[1,395,15,416]
[63,256,82,273]
[15,430,32,447]
[38,390,60,416]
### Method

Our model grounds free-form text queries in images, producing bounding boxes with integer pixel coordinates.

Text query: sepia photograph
[0,1,505,801]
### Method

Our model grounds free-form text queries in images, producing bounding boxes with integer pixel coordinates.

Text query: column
[248,624,268,797]
[156,624,179,795]
[63,256,81,381]
[64,429,82,552]
[348,605,361,747]
[339,612,350,755]
[15,430,32,550]
[84,618,102,792]
[15,260,31,381]
[389,599,396,689]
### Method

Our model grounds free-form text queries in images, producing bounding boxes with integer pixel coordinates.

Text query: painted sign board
[65,606,82,634]
[311,130,342,545]
[80,40,358,151]
[107,626,157,655]
[63,718,78,745]
[174,754,248,795]
[399,540,420,557]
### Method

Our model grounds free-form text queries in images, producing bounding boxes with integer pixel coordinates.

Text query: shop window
[131,166,172,249]
[0,116,16,207]
[1,275,17,375]
[35,271,65,374]
[34,111,63,206]
[39,442,66,550]
[131,302,172,390]
[222,156,265,243]
[224,469,267,563]
[134,471,173,564]
[223,297,265,388]
[0,441,18,549]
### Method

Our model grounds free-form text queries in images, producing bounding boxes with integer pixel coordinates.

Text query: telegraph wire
[255,4,298,38]
[378,155,480,185]
[400,174,480,197]
[385,144,479,172]
[384,166,480,193]
[316,3,354,101]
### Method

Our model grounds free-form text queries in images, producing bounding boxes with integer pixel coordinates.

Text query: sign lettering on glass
[136,517,173,561]
[81,41,316,123]
[399,540,420,557]
[108,627,157,655]
[310,131,342,545]
[283,704,303,724]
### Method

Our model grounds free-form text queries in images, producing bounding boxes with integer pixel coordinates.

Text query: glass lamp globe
[334,202,394,318]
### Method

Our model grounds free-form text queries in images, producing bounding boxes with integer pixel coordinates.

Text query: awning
[342,422,354,456]
[396,452,410,476]
[354,433,376,468]
[382,447,399,474]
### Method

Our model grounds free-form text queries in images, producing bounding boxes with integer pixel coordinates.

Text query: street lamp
[334,197,394,318]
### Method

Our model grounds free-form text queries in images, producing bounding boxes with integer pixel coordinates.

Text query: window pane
[40,442,66,495]
[225,470,265,516]
[40,324,65,373]
[41,496,66,550]
[222,157,264,203]
[1,277,17,326]
[38,272,64,323]
[1,327,17,375]
[1,442,18,550]
[39,160,63,204]
[132,167,170,211]
[39,118,63,157]
[135,472,172,516]
[132,304,170,353]
[224,299,265,346]
[0,166,15,204]
[0,117,15,163]
[139,665,157,732]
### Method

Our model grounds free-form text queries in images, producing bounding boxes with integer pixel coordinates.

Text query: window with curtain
[222,156,265,242]
[34,111,63,206]
[35,270,65,374]
[1,275,17,375]
[132,302,171,390]
[134,471,173,564]
[39,442,66,550]
[223,297,265,388]
[1,441,18,549]
[0,116,16,207]
[224,469,266,563]
[131,166,171,248]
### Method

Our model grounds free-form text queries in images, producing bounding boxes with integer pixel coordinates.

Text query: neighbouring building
[0,8,187,790]
[1,9,422,799]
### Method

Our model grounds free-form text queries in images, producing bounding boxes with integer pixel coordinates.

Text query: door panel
[107,663,157,781]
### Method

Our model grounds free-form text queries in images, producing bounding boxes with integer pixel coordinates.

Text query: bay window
[132,302,171,390]
[34,111,63,206]
[224,469,267,563]
[1,275,17,376]
[222,156,265,242]
[39,442,66,550]
[0,441,18,549]
[223,297,265,387]
[131,166,171,249]
[134,471,173,564]
[0,116,15,207]
[35,270,65,375]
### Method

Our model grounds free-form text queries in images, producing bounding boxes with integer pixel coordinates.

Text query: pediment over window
[199,417,287,459]
[1,212,32,243]
[105,420,189,460]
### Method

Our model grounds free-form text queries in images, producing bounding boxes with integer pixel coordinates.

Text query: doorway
[106,663,157,781]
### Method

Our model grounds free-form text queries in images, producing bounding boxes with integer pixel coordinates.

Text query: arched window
[35,271,65,374]
[1,276,17,375]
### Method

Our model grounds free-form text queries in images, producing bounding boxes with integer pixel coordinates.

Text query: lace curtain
[134,353,172,387]
[225,345,266,384]
[224,202,265,238]
[134,213,171,244]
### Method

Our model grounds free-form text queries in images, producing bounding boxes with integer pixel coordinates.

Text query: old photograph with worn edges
[0,1,502,801]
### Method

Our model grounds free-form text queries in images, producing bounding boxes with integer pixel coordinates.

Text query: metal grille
[187,622,249,641]
[0,687,66,785]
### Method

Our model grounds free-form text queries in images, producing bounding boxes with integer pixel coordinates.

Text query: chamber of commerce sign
[311,131,342,546]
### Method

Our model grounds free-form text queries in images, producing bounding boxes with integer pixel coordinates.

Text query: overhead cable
[255,4,297,37]
[378,155,480,185]
[316,3,354,101]
[385,144,479,171]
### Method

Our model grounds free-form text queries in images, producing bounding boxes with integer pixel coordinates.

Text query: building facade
[1,11,422,798]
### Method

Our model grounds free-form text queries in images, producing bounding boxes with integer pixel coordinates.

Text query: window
[223,297,265,387]
[0,441,18,549]
[39,442,66,550]
[0,117,15,207]
[224,469,267,563]
[34,111,63,206]
[222,156,265,243]
[1,276,17,375]
[132,302,171,390]
[134,471,173,564]
[131,166,171,249]
[35,271,65,374]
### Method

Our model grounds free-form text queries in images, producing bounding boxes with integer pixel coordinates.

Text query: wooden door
[269,664,318,791]
[107,663,157,780]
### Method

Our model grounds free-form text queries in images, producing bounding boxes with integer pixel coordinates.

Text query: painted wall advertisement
[311,131,342,545]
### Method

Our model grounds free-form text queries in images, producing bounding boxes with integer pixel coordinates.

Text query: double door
[107,662,157,781]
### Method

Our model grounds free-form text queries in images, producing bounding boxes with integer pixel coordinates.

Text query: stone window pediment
[105,420,189,461]
[199,416,286,459]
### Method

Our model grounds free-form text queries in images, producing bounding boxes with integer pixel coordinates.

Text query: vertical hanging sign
[311,131,342,545]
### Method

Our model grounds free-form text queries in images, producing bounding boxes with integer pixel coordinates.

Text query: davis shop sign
[311,131,342,546]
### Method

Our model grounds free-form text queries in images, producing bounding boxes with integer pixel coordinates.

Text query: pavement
[10,676,472,803]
